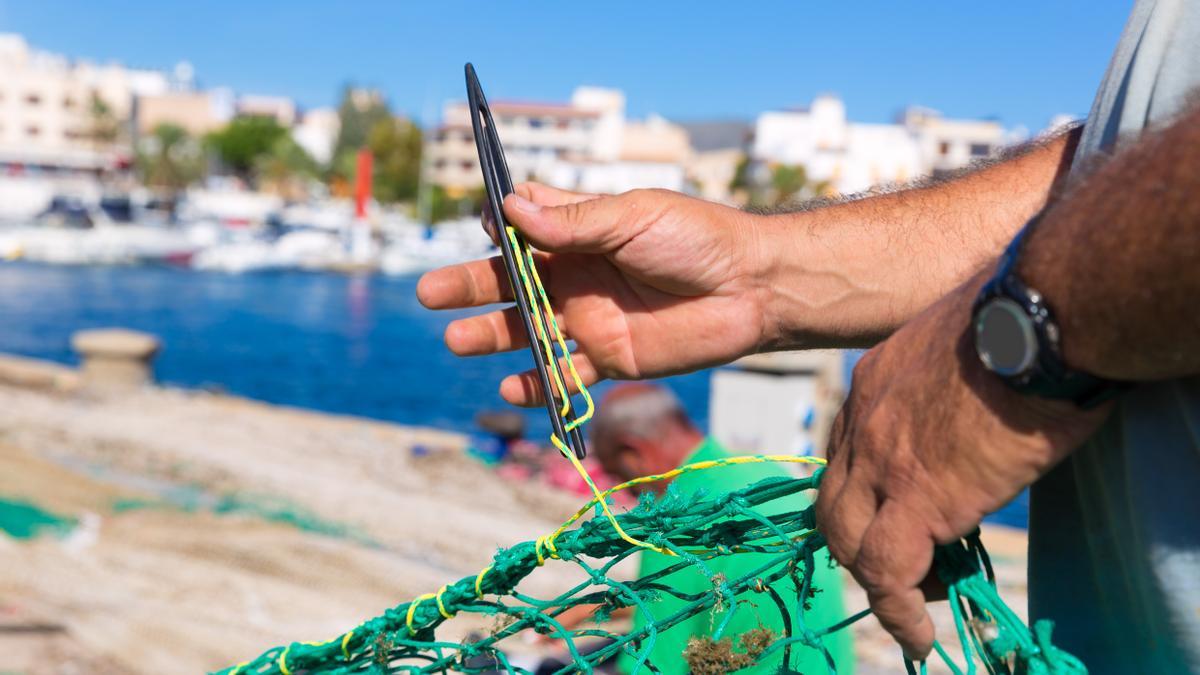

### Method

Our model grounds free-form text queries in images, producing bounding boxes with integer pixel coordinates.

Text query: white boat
[379,216,496,277]
[190,225,378,274]
[1,195,198,265]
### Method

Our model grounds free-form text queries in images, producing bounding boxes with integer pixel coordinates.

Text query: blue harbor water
[0,262,710,448]
[0,262,1026,527]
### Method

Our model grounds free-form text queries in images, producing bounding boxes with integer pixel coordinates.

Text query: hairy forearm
[754,126,1081,350]
[1019,105,1200,381]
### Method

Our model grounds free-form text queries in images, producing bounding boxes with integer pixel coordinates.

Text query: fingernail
[509,194,542,214]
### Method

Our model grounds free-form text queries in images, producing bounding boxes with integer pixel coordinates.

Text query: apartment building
[292,107,340,165]
[136,89,235,136]
[425,86,689,195]
[0,33,169,173]
[900,106,1006,176]
[236,94,297,127]
[753,95,1009,195]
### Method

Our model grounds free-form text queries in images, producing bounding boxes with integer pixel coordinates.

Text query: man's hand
[815,271,1112,659]
[417,183,773,406]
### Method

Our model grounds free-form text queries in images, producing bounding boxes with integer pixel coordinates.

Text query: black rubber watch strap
[974,218,1126,409]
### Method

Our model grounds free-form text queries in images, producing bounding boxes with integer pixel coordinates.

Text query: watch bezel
[974,296,1039,377]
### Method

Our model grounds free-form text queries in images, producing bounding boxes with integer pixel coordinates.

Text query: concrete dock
[0,347,1029,674]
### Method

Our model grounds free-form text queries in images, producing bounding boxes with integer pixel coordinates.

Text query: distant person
[583,383,853,674]
[420,1,1200,670]
[473,409,525,464]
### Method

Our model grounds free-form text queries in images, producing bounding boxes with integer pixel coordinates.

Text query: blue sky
[0,2,1133,130]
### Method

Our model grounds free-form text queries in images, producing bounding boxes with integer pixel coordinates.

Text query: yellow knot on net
[405,593,437,633]
[474,565,491,598]
[434,585,454,620]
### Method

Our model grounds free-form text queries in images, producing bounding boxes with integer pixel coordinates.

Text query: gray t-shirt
[1028,1,1200,672]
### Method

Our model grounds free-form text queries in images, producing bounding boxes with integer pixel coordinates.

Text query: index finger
[417,256,512,310]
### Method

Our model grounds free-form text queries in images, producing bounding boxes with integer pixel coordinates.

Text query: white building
[901,106,1006,176]
[0,33,169,174]
[753,95,1008,195]
[425,87,689,195]
[292,107,340,165]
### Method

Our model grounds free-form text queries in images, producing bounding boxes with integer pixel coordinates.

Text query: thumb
[503,190,648,253]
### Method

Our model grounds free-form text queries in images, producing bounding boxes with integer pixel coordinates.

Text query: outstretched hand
[417,183,773,406]
[814,271,1112,659]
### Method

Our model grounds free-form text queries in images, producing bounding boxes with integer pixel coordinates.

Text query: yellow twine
[299,453,827,659]
[406,593,436,632]
[505,225,658,554]
[278,644,292,675]
[523,242,594,428]
[475,565,491,598]
[435,586,454,620]
[303,227,832,659]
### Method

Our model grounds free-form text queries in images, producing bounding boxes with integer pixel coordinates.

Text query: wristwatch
[971,218,1124,409]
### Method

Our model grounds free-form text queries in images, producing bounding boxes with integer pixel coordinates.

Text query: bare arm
[759,126,1081,349]
[418,129,1081,404]
[1020,106,1200,380]
[816,104,1200,657]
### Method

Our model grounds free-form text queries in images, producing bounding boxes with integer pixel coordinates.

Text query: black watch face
[975,297,1038,376]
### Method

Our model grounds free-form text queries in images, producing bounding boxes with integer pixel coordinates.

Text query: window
[26,93,41,105]
[529,118,544,129]
[938,141,950,156]
[969,143,992,157]
[63,96,76,109]
[557,119,571,130]
[460,160,473,171]
[26,125,40,137]
[433,159,447,169]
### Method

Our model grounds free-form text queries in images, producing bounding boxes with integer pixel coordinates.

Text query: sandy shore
[0,356,1029,673]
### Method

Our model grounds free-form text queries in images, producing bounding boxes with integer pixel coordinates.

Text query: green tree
[730,156,773,207]
[729,155,752,193]
[87,93,122,148]
[771,164,808,205]
[366,117,423,203]
[136,123,203,193]
[429,185,485,223]
[206,115,288,180]
[254,135,319,198]
[330,86,392,179]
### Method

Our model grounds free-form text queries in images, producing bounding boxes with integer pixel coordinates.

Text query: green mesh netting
[218,462,1085,675]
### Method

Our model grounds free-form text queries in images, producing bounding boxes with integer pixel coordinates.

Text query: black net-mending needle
[465,63,588,460]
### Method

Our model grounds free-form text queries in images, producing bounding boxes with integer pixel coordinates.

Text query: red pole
[354,147,373,219]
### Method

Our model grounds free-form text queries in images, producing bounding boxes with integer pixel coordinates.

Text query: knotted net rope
[219,226,1086,674]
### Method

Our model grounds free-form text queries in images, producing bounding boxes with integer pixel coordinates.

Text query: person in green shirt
[586,382,855,674]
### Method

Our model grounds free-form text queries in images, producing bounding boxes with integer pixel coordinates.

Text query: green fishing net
[217,457,1085,675]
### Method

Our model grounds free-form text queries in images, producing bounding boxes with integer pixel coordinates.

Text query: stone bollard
[71,329,160,394]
